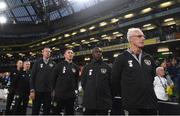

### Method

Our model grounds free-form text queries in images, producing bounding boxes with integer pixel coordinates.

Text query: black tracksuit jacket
[81,59,112,110]
[30,58,56,92]
[111,50,157,109]
[8,68,22,93]
[15,70,30,95]
[52,60,79,99]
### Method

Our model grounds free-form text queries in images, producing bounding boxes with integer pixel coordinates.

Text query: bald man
[81,47,112,115]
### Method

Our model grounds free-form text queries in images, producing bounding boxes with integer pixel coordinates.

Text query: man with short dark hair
[81,47,112,115]
[112,28,157,115]
[30,47,56,115]
[13,61,31,114]
[51,48,79,115]
[5,60,23,115]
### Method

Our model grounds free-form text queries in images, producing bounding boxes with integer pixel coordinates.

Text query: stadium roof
[1,0,105,24]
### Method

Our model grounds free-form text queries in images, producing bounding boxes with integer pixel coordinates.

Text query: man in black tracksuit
[51,48,79,115]
[30,47,56,115]
[5,60,23,115]
[81,47,112,115]
[112,28,157,115]
[13,61,31,114]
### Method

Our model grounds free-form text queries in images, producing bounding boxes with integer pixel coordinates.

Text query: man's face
[92,48,102,60]
[64,49,74,61]
[129,30,145,48]
[172,59,177,65]
[161,62,167,69]
[159,68,165,77]
[16,60,23,69]
[23,61,31,71]
[42,48,51,59]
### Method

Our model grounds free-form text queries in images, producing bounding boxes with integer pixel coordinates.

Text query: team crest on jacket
[72,68,76,73]
[128,60,133,67]
[49,63,54,67]
[144,59,151,66]
[101,68,107,74]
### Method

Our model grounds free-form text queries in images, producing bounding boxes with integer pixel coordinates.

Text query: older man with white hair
[154,67,169,101]
[112,28,157,115]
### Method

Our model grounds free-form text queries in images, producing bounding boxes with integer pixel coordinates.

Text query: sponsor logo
[128,60,133,67]
[63,66,66,74]
[89,69,93,76]
[40,64,43,68]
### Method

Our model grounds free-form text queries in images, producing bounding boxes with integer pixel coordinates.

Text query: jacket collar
[64,60,73,65]
[91,59,103,64]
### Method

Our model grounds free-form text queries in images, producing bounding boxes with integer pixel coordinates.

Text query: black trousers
[5,91,15,115]
[157,99,169,115]
[125,108,157,115]
[13,93,29,115]
[32,92,51,115]
[51,97,75,115]
[84,108,109,115]
[111,98,123,115]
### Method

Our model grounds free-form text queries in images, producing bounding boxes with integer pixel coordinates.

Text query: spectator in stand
[154,67,169,101]
[2,72,11,87]
[0,73,3,88]
[154,67,170,115]
[176,59,180,103]
[160,60,174,87]
[168,58,178,84]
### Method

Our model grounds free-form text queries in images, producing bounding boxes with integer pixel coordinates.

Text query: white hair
[156,66,164,75]
[127,28,142,41]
